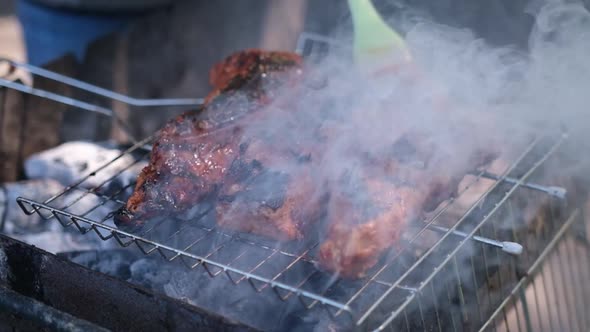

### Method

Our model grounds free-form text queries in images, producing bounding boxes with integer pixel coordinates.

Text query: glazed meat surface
[114,50,303,228]
[215,107,326,240]
[115,48,500,279]
[205,49,302,104]
[317,125,498,278]
[318,162,468,278]
[318,173,423,279]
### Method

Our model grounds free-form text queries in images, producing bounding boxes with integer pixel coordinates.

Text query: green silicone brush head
[347,0,411,68]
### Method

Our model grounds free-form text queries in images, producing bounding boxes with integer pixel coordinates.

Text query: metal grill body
[1,34,589,332]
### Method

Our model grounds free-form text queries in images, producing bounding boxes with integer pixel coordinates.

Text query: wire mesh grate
[13,129,571,330]
[480,208,590,332]
[3,33,585,331]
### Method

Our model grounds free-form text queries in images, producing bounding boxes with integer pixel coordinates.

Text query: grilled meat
[114,50,303,228]
[215,107,327,240]
[216,164,322,240]
[317,128,498,278]
[318,172,423,279]
[317,165,459,278]
[205,49,302,104]
[115,47,500,280]
[114,115,241,227]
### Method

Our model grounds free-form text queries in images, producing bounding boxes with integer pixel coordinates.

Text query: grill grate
[3,34,586,331]
[13,130,569,329]
[482,209,590,332]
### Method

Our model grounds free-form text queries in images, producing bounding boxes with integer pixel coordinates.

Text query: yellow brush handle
[347,0,411,67]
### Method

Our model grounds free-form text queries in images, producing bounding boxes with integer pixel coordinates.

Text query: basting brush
[347,0,453,109]
[347,0,412,71]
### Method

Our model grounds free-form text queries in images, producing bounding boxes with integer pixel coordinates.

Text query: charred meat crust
[114,50,303,229]
[114,48,499,280]
[316,140,497,279]
[205,49,303,105]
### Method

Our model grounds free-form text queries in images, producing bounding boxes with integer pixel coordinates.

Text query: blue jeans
[16,0,137,66]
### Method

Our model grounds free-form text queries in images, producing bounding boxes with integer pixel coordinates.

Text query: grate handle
[0,57,204,108]
[426,224,523,255]
[0,57,204,145]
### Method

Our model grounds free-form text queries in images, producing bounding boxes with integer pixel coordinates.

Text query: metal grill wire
[14,106,572,330]
[370,134,577,332]
[2,37,582,331]
[480,207,590,332]
[0,57,203,146]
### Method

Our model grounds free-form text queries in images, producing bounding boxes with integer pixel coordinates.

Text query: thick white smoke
[403,0,590,158]
[135,1,590,329]
[221,0,590,272]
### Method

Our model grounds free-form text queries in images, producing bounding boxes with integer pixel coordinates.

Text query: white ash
[129,258,172,289]
[1,178,119,254]
[24,140,143,189]
[2,140,142,255]
[9,210,119,254]
[5,211,118,254]
[1,179,65,234]
[100,160,148,199]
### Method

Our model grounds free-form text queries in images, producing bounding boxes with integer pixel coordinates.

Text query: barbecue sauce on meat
[317,136,494,279]
[115,48,499,280]
[215,107,327,240]
[114,50,303,228]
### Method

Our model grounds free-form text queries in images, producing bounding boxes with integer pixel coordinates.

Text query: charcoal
[0,248,9,284]
[1,179,65,234]
[235,170,290,210]
[1,179,118,254]
[64,250,133,280]
[129,258,172,290]
[24,141,145,189]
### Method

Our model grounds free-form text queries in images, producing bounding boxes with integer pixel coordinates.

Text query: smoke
[404,0,590,155]
[371,1,590,328]
[205,0,590,328]
[525,2,590,135]
[74,1,590,330]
